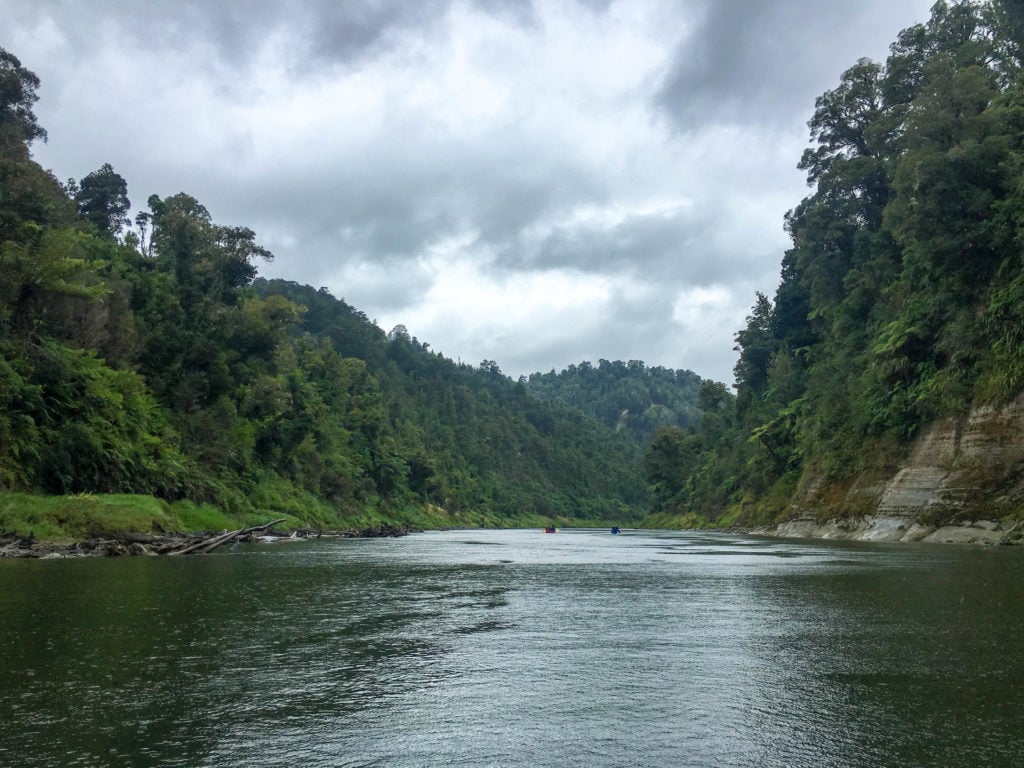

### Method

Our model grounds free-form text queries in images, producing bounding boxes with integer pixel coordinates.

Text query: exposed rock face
[771,516,1016,545]
[878,399,1024,514]
[771,396,1024,545]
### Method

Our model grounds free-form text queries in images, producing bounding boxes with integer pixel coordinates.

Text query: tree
[0,48,46,154]
[479,359,502,377]
[643,427,696,511]
[147,193,272,306]
[798,58,892,223]
[0,228,108,340]
[75,163,131,237]
[733,292,775,398]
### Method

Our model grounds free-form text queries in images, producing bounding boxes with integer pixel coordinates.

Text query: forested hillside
[525,361,702,445]
[0,47,645,534]
[252,279,646,523]
[11,0,1020,539]
[645,0,1024,528]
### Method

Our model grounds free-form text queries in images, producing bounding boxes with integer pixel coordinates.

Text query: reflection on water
[1,529,1022,767]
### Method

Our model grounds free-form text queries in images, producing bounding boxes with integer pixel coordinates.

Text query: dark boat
[544,526,557,533]
[611,526,620,534]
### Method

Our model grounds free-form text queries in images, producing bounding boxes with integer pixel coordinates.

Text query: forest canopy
[4,1,1022,536]
[646,0,1024,527]
[0,46,674,531]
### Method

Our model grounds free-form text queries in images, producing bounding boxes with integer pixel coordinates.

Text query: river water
[1,529,1022,767]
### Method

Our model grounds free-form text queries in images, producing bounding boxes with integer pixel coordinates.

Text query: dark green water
[1,529,1022,767]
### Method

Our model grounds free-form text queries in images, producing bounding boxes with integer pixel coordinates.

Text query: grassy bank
[0,492,282,543]
[0,492,630,544]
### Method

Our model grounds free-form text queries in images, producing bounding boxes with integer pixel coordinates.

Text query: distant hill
[525,360,703,445]
[254,279,649,524]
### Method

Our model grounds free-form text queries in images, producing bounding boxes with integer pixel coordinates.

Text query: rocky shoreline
[0,522,410,559]
[756,515,1023,546]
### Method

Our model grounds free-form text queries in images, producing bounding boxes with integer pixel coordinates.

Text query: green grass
[0,492,300,542]
[0,488,645,544]
[0,492,181,541]
[640,510,713,530]
[166,500,244,533]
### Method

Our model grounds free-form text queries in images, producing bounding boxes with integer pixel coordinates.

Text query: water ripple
[1,530,1023,767]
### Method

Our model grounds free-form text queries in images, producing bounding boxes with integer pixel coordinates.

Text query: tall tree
[75,163,131,237]
[147,193,272,306]
[0,48,46,155]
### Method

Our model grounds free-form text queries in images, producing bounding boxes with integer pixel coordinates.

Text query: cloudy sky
[4,0,935,384]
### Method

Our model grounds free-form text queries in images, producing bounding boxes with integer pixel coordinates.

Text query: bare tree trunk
[169,518,287,556]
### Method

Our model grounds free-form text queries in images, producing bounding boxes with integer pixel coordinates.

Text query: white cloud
[4,0,937,387]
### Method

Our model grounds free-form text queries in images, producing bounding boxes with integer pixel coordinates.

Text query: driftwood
[0,519,409,558]
[169,518,287,556]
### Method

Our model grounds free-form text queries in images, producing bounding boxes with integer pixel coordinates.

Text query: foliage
[0,46,649,536]
[74,163,131,237]
[525,359,702,444]
[646,0,1024,526]
[15,2,1022,539]
[252,279,649,525]
[0,492,179,541]
[0,48,47,153]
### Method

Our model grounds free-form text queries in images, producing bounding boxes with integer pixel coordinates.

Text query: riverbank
[0,490,426,559]
[0,522,410,559]
[755,515,1024,546]
[0,490,640,559]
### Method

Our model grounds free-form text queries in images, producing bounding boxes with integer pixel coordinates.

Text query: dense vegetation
[646,0,1024,527]
[525,361,702,445]
[251,279,648,524]
[0,47,648,536]
[6,0,1019,540]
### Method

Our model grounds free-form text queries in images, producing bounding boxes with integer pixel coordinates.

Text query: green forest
[0,43,675,538]
[3,0,1024,540]
[646,0,1024,528]
[525,361,702,445]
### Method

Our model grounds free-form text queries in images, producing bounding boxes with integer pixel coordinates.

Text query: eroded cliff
[770,396,1024,545]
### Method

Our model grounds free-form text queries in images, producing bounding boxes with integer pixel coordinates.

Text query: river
[1,529,1022,767]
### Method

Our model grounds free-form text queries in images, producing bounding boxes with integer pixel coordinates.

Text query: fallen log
[169,518,288,556]
[1,518,408,558]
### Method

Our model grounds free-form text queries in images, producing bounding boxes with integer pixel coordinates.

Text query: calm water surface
[1,529,1022,767]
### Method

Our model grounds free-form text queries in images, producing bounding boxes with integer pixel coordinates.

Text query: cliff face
[770,396,1024,545]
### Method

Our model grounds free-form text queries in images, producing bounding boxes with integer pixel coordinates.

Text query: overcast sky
[3,0,935,385]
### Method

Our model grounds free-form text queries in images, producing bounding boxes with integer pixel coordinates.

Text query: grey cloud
[506,205,769,286]
[338,261,432,313]
[495,282,689,378]
[463,0,540,29]
[3,0,942,384]
[603,283,678,328]
[594,283,693,348]
[10,0,446,69]
[9,0,538,75]
[296,2,448,67]
[590,280,754,387]
[189,128,606,284]
[658,0,935,130]
[659,0,819,128]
